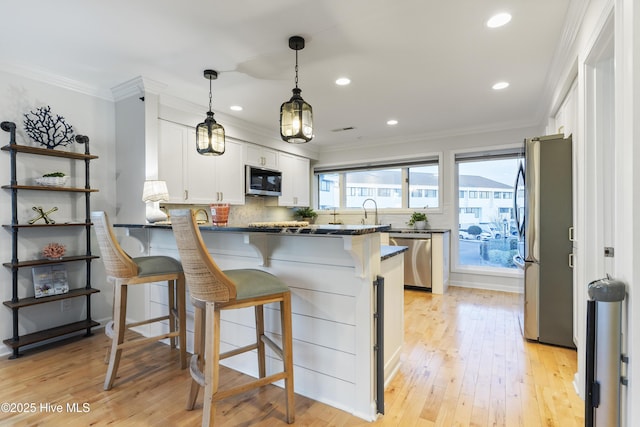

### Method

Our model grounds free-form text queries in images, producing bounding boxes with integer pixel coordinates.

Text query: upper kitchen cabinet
[551,79,577,137]
[245,144,278,169]
[278,152,310,207]
[158,120,185,203]
[158,120,245,205]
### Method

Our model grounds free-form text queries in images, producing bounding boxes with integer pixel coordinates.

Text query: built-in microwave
[245,165,282,196]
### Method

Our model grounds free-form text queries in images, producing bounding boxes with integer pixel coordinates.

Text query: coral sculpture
[42,242,66,259]
[23,106,75,149]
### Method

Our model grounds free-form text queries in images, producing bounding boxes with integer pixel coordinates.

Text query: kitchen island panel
[119,226,393,421]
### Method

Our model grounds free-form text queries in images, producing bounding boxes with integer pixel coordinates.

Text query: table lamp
[142,180,169,223]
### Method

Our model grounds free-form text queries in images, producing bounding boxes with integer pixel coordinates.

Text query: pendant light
[280,36,313,143]
[196,69,225,155]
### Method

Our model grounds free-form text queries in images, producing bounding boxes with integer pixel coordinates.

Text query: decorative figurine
[42,242,66,259]
[28,206,58,224]
[23,106,75,149]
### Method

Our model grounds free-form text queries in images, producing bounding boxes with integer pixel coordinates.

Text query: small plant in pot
[35,171,68,187]
[407,212,428,230]
[293,207,317,223]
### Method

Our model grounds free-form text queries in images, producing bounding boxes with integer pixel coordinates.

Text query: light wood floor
[0,287,584,426]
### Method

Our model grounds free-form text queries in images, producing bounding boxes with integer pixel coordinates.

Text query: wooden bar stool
[170,209,295,426]
[91,211,187,390]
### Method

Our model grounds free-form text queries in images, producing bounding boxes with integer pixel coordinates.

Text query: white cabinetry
[552,79,577,137]
[159,120,245,205]
[158,120,186,203]
[278,152,310,207]
[431,231,450,295]
[245,144,278,169]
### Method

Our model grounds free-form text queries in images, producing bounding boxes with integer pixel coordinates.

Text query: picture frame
[32,264,69,298]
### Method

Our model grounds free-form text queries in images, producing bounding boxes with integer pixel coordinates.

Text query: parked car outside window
[459,225,492,241]
[479,223,502,239]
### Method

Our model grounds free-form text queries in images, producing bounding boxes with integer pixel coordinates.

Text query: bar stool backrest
[170,209,237,303]
[91,211,138,279]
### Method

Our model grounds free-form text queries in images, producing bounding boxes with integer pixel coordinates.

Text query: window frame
[451,145,524,277]
[314,153,443,213]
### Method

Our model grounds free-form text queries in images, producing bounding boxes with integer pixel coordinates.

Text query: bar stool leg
[168,279,177,349]
[187,304,205,410]
[174,275,187,369]
[282,292,295,423]
[202,302,221,427]
[104,283,128,391]
[255,305,266,378]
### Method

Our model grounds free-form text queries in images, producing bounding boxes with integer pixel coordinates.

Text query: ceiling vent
[331,126,356,132]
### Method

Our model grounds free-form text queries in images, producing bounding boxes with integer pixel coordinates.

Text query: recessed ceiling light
[486,12,512,28]
[336,77,351,86]
[492,82,510,90]
[230,105,243,111]
[387,119,398,126]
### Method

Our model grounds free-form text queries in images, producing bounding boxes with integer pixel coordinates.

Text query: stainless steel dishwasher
[389,232,432,290]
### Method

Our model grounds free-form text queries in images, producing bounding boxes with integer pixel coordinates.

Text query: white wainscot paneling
[132,228,381,421]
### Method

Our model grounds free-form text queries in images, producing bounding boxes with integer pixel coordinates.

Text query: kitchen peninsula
[115,222,404,421]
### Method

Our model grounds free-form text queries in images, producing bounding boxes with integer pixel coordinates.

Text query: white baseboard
[449,280,522,294]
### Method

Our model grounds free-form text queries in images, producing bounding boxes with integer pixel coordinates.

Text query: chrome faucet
[362,198,378,225]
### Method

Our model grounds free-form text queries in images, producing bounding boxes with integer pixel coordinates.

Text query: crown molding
[0,61,113,100]
[319,118,541,154]
[536,0,590,121]
[111,76,168,102]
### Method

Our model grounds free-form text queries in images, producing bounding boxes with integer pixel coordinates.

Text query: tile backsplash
[162,196,293,226]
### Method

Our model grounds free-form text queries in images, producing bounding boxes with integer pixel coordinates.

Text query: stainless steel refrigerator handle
[525,139,538,263]
[513,165,521,236]
[569,253,574,268]
[569,226,574,242]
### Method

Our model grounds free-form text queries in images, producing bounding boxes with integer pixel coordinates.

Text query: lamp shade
[196,111,225,155]
[280,88,313,143]
[142,180,169,202]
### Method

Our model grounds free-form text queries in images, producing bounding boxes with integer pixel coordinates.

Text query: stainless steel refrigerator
[514,134,575,348]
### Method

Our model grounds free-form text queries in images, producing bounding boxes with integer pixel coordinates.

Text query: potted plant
[407,211,428,230]
[35,171,68,187]
[293,207,317,223]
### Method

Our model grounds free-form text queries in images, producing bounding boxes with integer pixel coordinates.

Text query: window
[459,207,481,218]
[456,150,522,270]
[408,164,439,208]
[316,157,440,210]
[318,173,339,209]
[378,188,392,197]
[346,169,401,208]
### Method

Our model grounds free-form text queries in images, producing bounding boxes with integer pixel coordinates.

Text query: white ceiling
[1,0,572,150]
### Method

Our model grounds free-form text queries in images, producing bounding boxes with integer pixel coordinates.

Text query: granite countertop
[380,245,408,260]
[114,223,392,236]
[387,228,450,234]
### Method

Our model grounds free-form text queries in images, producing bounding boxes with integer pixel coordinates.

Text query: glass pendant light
[280,36,313,143]
[196,69,225,155]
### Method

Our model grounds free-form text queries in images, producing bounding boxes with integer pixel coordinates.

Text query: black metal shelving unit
[1,121,100,359]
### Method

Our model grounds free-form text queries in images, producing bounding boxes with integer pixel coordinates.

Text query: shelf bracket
[242,233,269,266]
[343,235,366,278]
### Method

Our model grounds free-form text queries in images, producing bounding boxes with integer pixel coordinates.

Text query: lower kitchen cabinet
[431,231,450,294]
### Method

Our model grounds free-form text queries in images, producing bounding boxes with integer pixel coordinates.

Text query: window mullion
[339,173,346,208]
[401,168,409,208]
